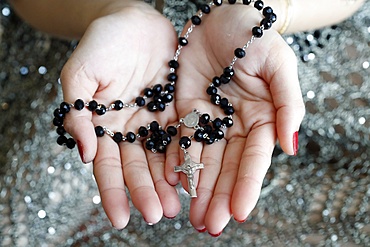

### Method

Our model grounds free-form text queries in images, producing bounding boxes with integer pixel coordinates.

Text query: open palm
[166,5,305,235]
[60,4,181,229]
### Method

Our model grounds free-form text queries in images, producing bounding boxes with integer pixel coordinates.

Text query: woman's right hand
[60,2,181,229]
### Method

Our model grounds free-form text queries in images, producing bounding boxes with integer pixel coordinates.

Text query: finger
[264,35,305,155]
[60,61,99,163]
[146,150,181,219]
[120,141,163,225]
[93,135,130,229]
[204,138,245,235]
[189,139,226,232]
[164,125,181,186]
[231,123,276,222]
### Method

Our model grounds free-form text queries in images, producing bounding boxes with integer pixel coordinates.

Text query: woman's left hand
[165,4,305,235]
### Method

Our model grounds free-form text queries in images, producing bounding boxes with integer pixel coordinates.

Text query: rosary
[52,0,276,197]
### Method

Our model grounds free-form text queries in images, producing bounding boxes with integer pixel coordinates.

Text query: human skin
[9,0,364,235]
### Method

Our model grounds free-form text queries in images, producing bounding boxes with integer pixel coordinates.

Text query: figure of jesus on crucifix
[174,151,204,197]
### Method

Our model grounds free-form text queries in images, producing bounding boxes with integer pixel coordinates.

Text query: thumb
[57,61,99,163]
[265,35,305,155]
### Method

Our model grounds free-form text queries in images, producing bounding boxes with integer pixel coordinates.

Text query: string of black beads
[53,102,75,149]
[93,121,179,153]
[177,0,275,151]
[53,0,275,154]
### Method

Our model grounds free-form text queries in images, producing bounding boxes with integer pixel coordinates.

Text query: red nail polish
[77,141,85,163]
[209,231,222,237]
[196,227,207,233]
[293,131,299,156]
[235,217,247,223]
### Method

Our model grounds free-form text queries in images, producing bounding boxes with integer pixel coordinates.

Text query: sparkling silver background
[0,0,369,246]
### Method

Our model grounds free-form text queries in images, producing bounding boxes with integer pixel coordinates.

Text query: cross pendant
[174,151,204,197]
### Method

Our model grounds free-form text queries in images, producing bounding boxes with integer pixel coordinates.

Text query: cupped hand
[60,3,181,229]
[165,5,305,235]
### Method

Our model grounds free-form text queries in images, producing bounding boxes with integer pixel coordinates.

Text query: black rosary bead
[205,132,216,145]
[220,74,231,84]
[206,86,217,95]
[220,98,229,109]
[150,121,160,132]
[161,133,172,145]
[167,126,178,136]
[212,117,223,129]
[88,100,98,111]
[234,48,246,58]
[66,138,76,149]
[157,102,166,112]
[262,6,273,16]
[74,99,85,111]
[191,15,202,26]
[213,0,223,6]
[163,93,174,103]
[168,60,179,69]
[223,117,234,127]
[167,73,177,82]
[179,37,188,46]
[53,108,64,119]
[203,124,213,134]
[145,139,155,151]
[95,126,105,137]
[200,113,210,124]
[126,132,136,143]
[135,97,146,107]
[254,0,264,10]
[268,13,277,23]
[57,135,68,146]
[60,102,71,114]
[95,104,107,115]
[224,105,235,115]
[147,101,157,112]
[214,129,224,140]
[113,132,123,143]
[56,126,66,136]
[212,76,222,87]
[153,95,163,103]
[261,18,272,30]
[164,83,175,93]
[114,100,124,110]
[242,0,251,5]
[211,94,221,105]
[252,26,263,38]
[156,144,167,153]
[153,84,163,95]
[228,0,236,4]
[179,136,191,149]
[194,129,204,142]
[138,126,149,137]
[223,67,235,78]
[53,117,63,127]
[144,88,154,98]
[200,4,211,14]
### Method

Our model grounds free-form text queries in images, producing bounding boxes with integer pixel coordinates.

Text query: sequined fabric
[0,0,369,246]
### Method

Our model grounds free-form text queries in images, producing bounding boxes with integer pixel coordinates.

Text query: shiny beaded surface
[1,0,369,246]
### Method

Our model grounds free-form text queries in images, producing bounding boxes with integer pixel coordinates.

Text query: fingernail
[209,231,222,237]
[164,215,176,219]
[77,141,86,163]
[144,219,155,226]
[293,131,299,156]
[234,217,247,223]
[196,227,207,233]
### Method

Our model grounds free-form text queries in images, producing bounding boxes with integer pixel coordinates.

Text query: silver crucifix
[174,151,204,197]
